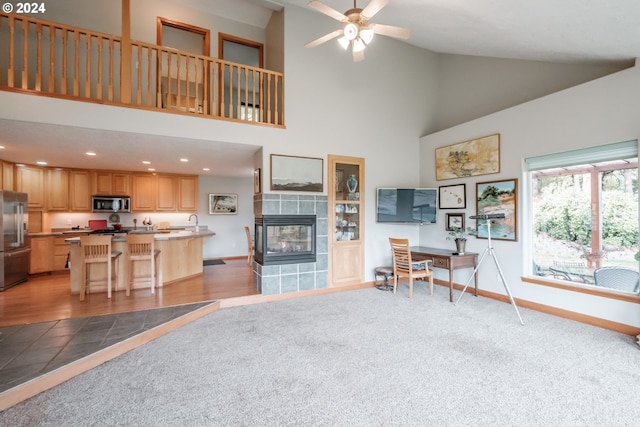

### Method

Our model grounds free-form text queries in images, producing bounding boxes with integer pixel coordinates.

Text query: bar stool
[125,234,162,295]
[374,266,394,291]
[79,235,122,301]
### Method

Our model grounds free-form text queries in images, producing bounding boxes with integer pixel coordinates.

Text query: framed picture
[439,184,466,209]
[435,133,500,181]
[254,168,261,194]
[475,178,517,241]
[446,213,465,231]
[270,154,323,192]
[208,193,238,215]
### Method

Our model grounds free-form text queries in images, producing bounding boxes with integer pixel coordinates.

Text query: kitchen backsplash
[48,212,199,230]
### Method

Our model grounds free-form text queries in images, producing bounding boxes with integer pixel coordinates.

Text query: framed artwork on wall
[475,178,517,241]
[435,134,500,180]
[254,168,261,194]
[445,213,465,231]
[439,184,466,209]
[270,154,323,192]
[208,193,238,215]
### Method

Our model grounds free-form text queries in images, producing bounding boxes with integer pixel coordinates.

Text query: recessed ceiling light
[37,161,47,165]
[0,145,5,149]
[85,151,96,156]
[202,167,210,171]
[180,158,189,162]
[148,168,155,171]
[142,160,151,164]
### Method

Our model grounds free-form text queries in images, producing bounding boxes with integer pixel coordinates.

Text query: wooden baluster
[7,15,14,87]
[136,44,142,104]
[274,75,280,125]
[107,38,114,101]
[185,55,191,111]
[156,49,163,108]
[176,53,182,109]
[251,69,257,122]
[96,36,103,100]
[73,31,79,96]
[85,34,91,97]
[266,73,272,124]
[166,51,172,108]
[35,23,42,91]
[22,18,28,89]
[146,47,152,106]
[243,66,248,121]
[61,29,67,94]
[48,26,55,93]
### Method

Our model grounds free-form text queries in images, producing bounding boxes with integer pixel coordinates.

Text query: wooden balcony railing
[0,13,284,127]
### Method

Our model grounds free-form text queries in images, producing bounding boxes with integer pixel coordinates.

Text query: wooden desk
[411,246,478,302]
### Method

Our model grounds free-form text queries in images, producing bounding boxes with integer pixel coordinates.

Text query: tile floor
[0,302,213,393]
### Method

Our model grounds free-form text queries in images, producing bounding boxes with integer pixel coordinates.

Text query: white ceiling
[2,0,640,178]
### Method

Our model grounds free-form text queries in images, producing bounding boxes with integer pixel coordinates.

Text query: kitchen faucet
[188,214,199,232]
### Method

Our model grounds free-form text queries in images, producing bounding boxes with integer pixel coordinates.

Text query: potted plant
[446,227,475,254]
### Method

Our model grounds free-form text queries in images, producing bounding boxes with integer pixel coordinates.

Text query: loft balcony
[0,13,284,127]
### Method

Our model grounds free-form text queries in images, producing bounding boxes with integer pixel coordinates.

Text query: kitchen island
[66,229,215,295]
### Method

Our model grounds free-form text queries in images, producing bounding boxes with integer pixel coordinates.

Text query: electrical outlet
[67,219,72,225]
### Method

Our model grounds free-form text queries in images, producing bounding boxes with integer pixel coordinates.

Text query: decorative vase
[455,238,466,254]
[347,174,358,193]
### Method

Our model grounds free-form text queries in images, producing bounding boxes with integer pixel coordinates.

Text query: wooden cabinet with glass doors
[328,155,364,286]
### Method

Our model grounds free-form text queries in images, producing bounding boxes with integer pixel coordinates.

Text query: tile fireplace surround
[252,194,328,295]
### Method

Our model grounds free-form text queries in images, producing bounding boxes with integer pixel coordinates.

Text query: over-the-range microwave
[92,196,131,212]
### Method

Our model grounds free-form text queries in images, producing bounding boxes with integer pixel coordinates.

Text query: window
[525,140,639,293]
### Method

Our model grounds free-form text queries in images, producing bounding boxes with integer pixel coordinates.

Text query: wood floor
[0,258,258,328]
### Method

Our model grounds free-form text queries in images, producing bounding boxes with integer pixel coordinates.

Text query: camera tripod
[454,214,524,325]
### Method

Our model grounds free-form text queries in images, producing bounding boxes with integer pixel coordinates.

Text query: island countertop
[66,229,215,295]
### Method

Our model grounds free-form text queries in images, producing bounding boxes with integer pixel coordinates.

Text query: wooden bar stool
[79,235,122,301]
[244,226,255,266]
[126,234,162,295]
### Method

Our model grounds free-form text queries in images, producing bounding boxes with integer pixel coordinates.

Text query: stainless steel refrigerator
[0,191,30,291]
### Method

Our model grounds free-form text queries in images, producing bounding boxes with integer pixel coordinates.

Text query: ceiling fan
[304,0,411,62]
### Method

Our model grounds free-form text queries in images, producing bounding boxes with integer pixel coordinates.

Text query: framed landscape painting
[209,193,238,215]
[475,178,517,241]
[270,154,323,192]
[435,134,500,180]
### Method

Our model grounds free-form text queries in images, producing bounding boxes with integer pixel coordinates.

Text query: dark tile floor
[0,302,213,393]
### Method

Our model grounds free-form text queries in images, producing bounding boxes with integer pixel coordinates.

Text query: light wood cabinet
[53,236,71,270]
[16,165,45,208]
[70,170,92,211]
[328,155,364,286]
[156,175,177,211]
[30,236,54,274]
[1,160,14,190]
[177,175,199,211]
[131,173,157,211]
[47,168,70,211]
[93,171,130,195]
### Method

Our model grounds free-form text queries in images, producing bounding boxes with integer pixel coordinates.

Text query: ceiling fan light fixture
[360,28,374,44]
[338,36,350,50]
[343,22,359,41]
[352,38,366,53]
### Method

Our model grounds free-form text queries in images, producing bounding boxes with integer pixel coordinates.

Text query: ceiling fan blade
[304,29,344,48]
[308,1,348,22]
[371,23,411,39]
[361,0,389,20]
[353,49,365,62]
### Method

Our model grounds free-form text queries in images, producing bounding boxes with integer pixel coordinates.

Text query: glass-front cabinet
[328,155,364,286]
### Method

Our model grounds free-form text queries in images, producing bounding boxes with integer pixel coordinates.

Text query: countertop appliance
[1,191,30,291]
[92,196,131,213]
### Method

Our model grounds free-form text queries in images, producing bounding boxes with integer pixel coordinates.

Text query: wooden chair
[389,238,434,298]
[79,235,122,301]
[125,234,162,295]
[245,226,255,266]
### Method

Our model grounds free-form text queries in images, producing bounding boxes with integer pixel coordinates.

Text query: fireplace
[255,215,316,265]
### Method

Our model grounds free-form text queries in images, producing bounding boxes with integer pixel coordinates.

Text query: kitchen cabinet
[16,165,45,208]
[177,175,198,211]
[29,236,54,274]
[47,168,70,211]
[53,236,71,270]
[156,175,177,211]
[70,170,92,211]
[93,171,130,195]
[1,160,14,190]
[131,173,157,211]
[328,155,364,286]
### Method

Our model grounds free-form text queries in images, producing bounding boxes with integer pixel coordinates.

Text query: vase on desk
[346,174,358,193]
[454,238,466,255]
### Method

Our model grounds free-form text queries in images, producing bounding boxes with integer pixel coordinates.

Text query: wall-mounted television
[376,188,437,224]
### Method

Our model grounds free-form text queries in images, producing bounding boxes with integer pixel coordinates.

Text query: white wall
[419,63,640,327]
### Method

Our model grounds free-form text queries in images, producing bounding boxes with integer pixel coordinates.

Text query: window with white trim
[525,140,639,293]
